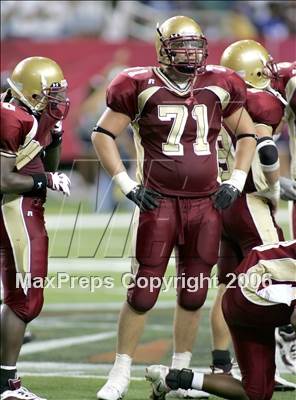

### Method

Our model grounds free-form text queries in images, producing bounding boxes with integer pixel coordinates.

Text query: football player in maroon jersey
[271,61,296,237]
[269,60,296,376]
[92,16,258,400]
[0,57,70,400]
[146,240,296,400]
[210,40,295,390]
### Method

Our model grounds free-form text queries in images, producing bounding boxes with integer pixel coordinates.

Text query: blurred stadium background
[1,1,296,399]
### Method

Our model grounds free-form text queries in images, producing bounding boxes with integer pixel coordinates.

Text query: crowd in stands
[1,0,295,40]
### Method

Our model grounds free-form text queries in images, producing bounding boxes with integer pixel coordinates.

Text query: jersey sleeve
[0,103,34,157]
[223,71,247,118]
[246,91,284,133]
[106,71,138,121]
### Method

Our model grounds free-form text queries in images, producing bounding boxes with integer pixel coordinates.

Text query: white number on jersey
[158,104,210,156]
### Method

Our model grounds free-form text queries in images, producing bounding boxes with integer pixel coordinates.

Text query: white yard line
[18,360,291,377]
[18,361,213,378]
[48,258,133,272]
[42,300,215,311]
[21,373,145,380]
[20,332,116,355]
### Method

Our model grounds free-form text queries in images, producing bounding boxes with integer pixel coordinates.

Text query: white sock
[191,372,204,390]
[171,352,192,369]
[110,353,132,377]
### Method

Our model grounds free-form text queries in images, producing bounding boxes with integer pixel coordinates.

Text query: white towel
[257,284,295,306]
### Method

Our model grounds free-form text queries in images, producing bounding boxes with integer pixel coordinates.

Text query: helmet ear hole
[257,71,262,77]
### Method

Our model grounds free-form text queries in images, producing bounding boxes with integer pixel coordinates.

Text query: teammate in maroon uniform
[269,61,296,375]
[0,57,70,400]
[210,40,295,390]
[146,240,296,400]
[92,16,257,400]
[271,61,296,238]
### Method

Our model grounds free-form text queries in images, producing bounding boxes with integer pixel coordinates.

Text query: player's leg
[211,194,283,373]
[274,202,296,377]
[210,235,242,372]
[241,195,296,388]
[168,198,220,398]
[174,197,221,352]
[146,364,248,399]
[223,279,296,400]
[97,200,176,400]
[0,196,48,399]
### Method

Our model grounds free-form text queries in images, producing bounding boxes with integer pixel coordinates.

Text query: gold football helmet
[7,56,69,119]
[155,16,208,75]
[220,40,276,89]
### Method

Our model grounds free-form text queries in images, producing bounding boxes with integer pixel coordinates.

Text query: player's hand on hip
[113,171,162,211]
[213,183,240,209]
[214,169,247,209]
[46,172,71,196]
[126,185,163,212]
[280,177,296,201]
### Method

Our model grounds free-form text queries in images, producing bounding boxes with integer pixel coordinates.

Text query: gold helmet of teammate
[220,40,277,90]
[155,16,208,75]
[7,56,69,119]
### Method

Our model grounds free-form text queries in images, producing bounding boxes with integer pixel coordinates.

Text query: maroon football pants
[128,197,221,312]
[0,195,48,323]
[218,194,284,284]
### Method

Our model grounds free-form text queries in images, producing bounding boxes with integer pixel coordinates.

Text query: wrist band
[228,169,247,193]
[31,174,47,193]
[113,171,137,195]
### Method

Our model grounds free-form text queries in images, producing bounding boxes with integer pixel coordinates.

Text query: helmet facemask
[157,27,208,76]
[263,58,279,82]
[33,83,70,120]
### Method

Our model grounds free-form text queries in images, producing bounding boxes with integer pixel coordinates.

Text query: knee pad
[178,285,208,311]
[7,290,44,323]
[127,272,162,313]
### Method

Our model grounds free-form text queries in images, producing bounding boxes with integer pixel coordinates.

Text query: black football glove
[214,183,240,209]
[126,185,163,212]
[280,177,296,201]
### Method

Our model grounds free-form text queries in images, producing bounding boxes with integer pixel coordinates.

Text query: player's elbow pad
[257,137,279,172]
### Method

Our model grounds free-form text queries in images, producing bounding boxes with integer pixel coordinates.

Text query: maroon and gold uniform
[222,240,296,400]
[107,65,246,311]
[217,89,285,284]
[0,101,54,322]
[272,62,296,238]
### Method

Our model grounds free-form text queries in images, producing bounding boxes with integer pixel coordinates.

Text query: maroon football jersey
[272,62,296,179]
[235,240,296,306]
[107,65,246,197]
[0,101,45,176]
[218,89,284,193]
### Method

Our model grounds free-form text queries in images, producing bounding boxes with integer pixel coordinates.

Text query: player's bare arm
[43,144,61,172]
[0,154,35,194]
[43,121,64,172]
[214,107,256,209]
[91,107,130,176]
[224,106,256,174]
[92,108,162,211]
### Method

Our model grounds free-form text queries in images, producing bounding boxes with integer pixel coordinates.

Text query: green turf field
[17,197,294,399]
[21,376,296,400]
